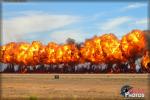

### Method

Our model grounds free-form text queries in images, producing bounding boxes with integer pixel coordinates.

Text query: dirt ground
[0,74,150,100]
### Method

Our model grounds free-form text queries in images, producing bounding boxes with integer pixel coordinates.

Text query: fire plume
[141,51,150,69]
[100,34,125,63]
[121,30,146,58]
[80,36,104,63]
[44,43,79,64]
[0,29,149,73]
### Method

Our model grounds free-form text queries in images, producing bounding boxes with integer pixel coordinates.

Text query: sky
[1,2,148,45]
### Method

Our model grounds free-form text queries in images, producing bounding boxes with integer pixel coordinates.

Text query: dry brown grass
[0,74,150,100]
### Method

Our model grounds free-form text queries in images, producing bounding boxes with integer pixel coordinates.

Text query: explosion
[80,36,105,63]
[44,43,79,64]
[0,29,149,73]
[121,30,146,58]
[141,51,150,73]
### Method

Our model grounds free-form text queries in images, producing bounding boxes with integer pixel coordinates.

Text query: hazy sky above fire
[1,2,148,45]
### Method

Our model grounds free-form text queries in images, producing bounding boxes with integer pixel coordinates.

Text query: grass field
[0,74,150,100]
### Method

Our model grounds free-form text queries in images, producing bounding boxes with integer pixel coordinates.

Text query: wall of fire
[0,30,150,73]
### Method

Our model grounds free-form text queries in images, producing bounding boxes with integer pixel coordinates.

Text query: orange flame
[101,34,125,63]
[141,51,150,69]
[0,29,148,69]
[121,30,146,58]
[80,36,104,63]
